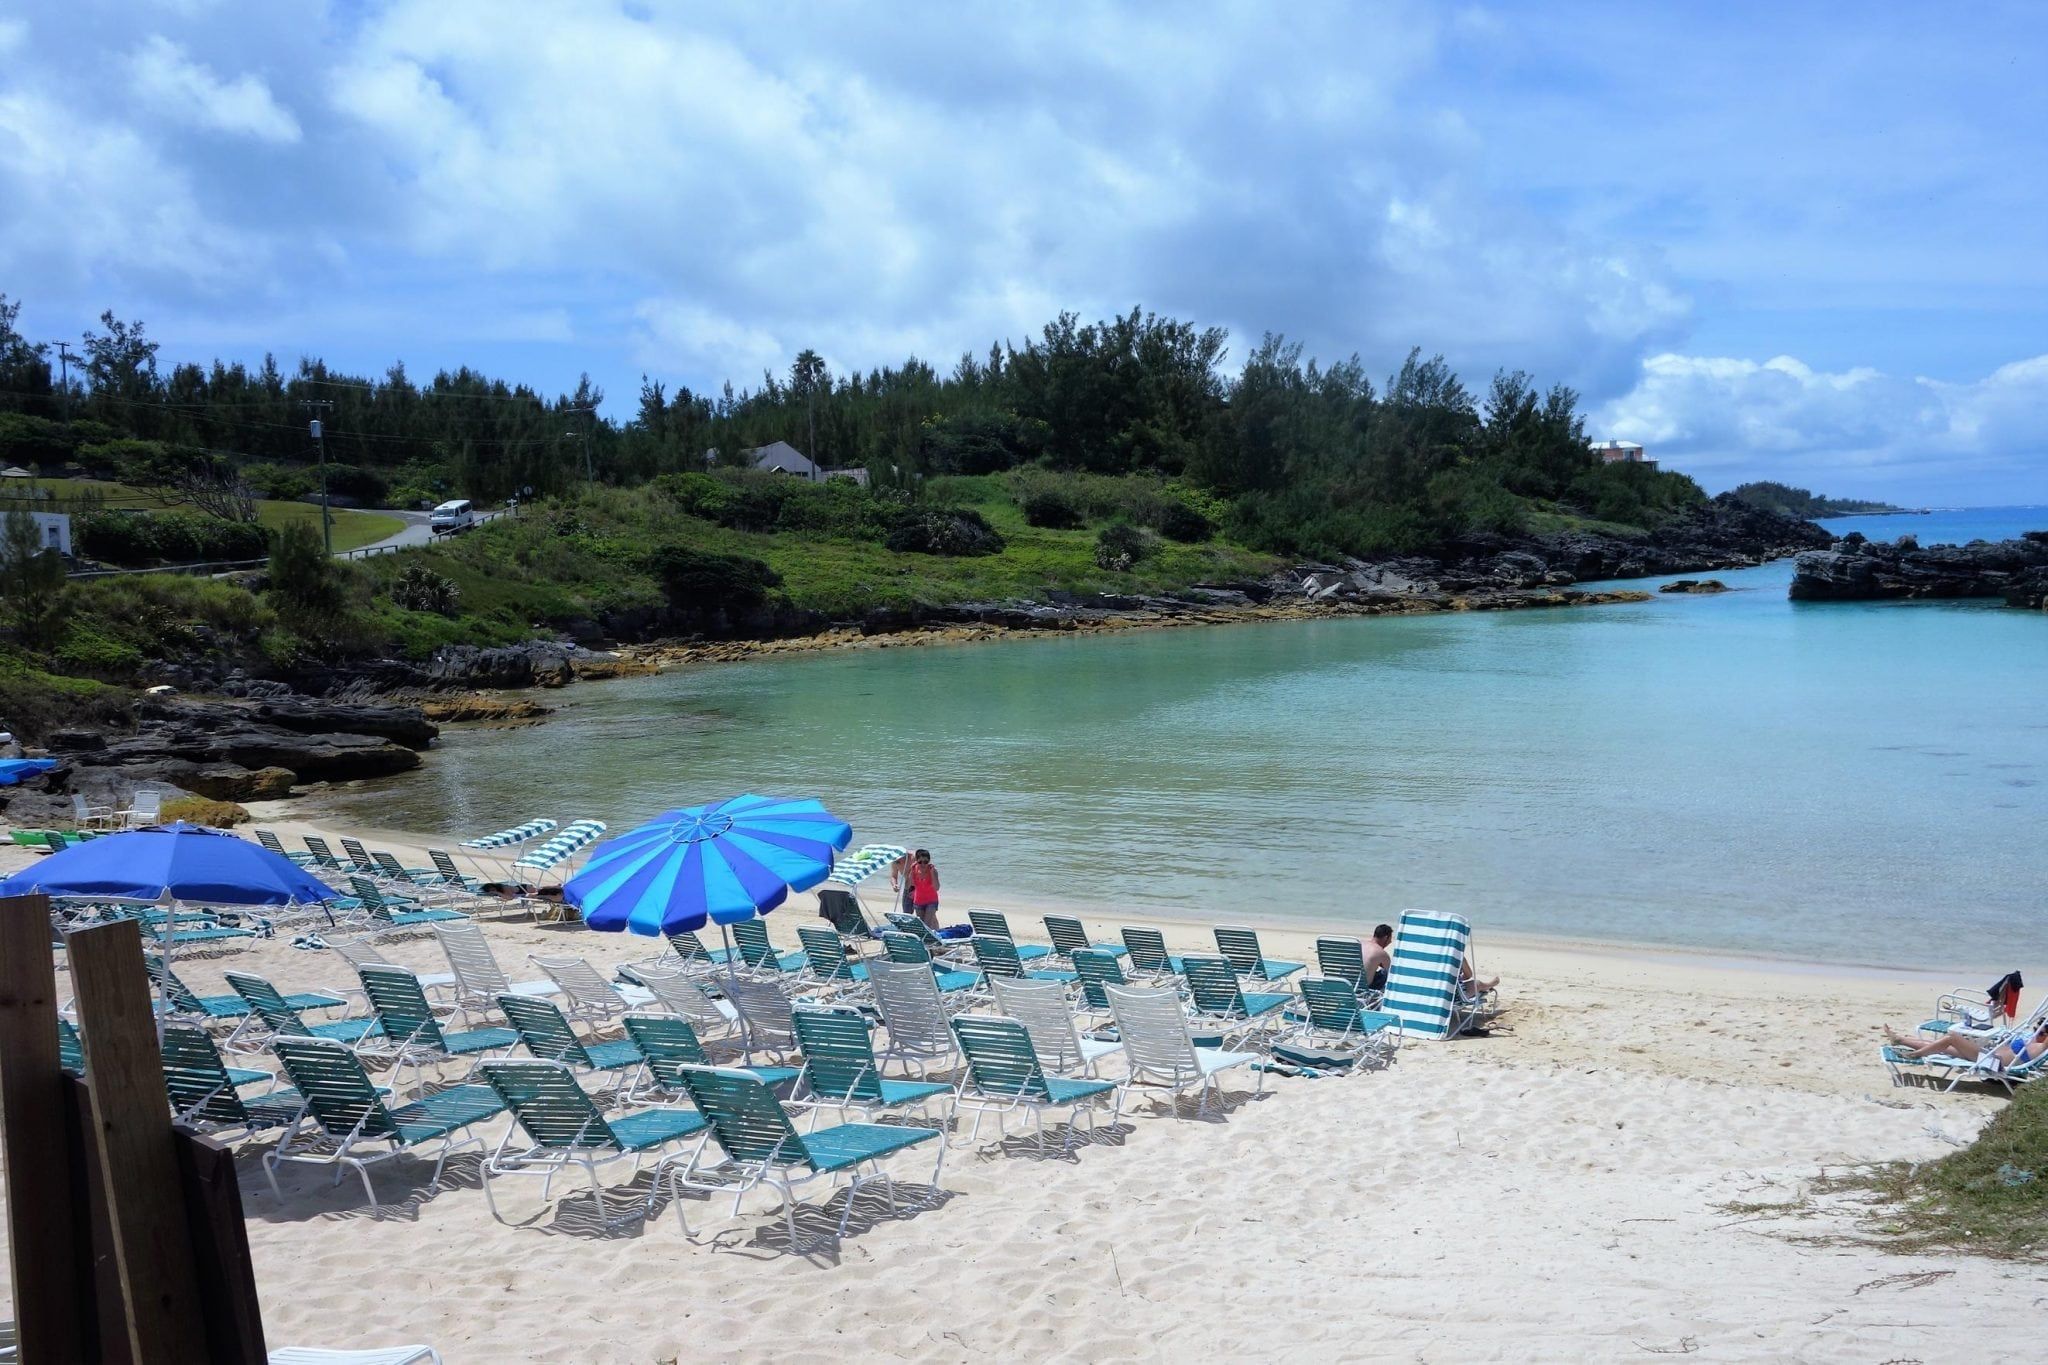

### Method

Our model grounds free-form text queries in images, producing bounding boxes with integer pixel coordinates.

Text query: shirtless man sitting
[1362,923,1394,994]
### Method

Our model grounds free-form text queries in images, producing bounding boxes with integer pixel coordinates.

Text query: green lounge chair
[1180,954,1291,1043]
[1315,937,1383,999]
[951,1014,1120,1155]
[791,1006,952,1124]
[970,934,1076,985]
[1287,977,1403,1064]
[883,912,976,968]
[340,838,381,875]
[254,828,315,865]
[730,919,805,974]
[477,1059,709,1230]
[878,931,980,994]
[265,1037,508,1214]
[57,1017,85,1074]
[349,877,467,931]
[301,835,344,870]
[1071,948,1133,1014]
[663,929,736,970]
[160,1024,304,1139]
[622,1013,797,1102]
[1043,915,1127,963]
[1119,926,1184,980]
[967,909,1052,961]
[429,848,482,891]
[496,993,644,1080]
[148,953,344,1037]
[357,965,519,1090]
[669,1064,945,1252]
[225,971,385,1051]
[1212,926,1303,984]
[796,925,868,990]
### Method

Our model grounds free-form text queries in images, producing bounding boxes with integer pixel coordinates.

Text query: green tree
[1,507,68,647]
[266,518,343,622]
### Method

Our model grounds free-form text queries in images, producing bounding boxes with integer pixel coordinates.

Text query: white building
[25,511,70,555]
[1589,439,1657,470]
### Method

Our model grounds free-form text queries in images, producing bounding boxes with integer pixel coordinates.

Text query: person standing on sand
[907,848,941,930]
[889,850,916,918]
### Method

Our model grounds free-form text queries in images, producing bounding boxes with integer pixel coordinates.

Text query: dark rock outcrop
[1789,531,2048,605]
[1659,579,1729,594]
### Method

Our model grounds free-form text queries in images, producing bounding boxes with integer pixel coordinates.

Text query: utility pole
[50,342,75,423]
[565,408,593,485]
[299,399,335,554]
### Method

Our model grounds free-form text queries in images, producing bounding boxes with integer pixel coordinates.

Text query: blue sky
[2,0,2043,502]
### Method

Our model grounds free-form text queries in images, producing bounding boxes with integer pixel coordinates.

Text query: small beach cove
[305,507,2048,973]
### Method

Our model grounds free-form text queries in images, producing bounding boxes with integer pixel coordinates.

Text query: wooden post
[0,892,90,1360]
[175,1128,267,1362]
[67,918,210,1361]
[63,1073,135,1365]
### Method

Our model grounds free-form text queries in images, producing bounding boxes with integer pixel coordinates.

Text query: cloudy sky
[2,1,2043,501]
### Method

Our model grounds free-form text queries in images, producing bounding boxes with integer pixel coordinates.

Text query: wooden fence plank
[67,918,210,1361]
[175,1127,268,1362]
[64,1072,135,1365]
[0,893,89,1361]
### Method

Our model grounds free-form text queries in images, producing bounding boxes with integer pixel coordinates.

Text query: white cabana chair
[528,953,653,1024]
[431,921,558,1022]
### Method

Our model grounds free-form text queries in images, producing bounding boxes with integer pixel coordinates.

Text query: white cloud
[0,87,265,287]
[1599,351,2048,497]
[128,35,300,143]
[0,18,26,58]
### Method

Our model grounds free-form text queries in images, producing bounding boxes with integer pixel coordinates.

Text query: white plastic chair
[633,966,741,1042]
[122,789,163,828]
[869,960,961,1076]
[529,954,654,1023]
[990,976,1122,1077]
[431,921,557,1022]
[1106,984,1263,1119]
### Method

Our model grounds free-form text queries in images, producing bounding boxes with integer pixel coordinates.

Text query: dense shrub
[74,510,267,566]
[160,796,250,828]
[1565,462,1706,529]
[647,544,782,608]
[918,409,1048,474]
[1153,498,1213,543]
[1094,521,1153,571]
[389,564,461,615]
[884,507,1005,556]
[1019,485,1083,529]
[653,471,897,540]
[313,463,391,505]
[240,462,315,501]
[1005,468,1212,541]
[0,650,132,741]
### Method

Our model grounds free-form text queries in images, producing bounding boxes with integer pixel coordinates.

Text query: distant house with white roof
[1589,440,1657,470]
[23,511,70,555]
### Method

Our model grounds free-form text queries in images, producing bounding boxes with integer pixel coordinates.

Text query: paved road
[339,506,509,558]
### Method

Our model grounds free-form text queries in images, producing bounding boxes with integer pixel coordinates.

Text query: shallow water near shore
[319,505,2048,968]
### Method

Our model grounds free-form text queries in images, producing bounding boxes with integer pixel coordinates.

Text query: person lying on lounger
[1886,1018,2048,1070]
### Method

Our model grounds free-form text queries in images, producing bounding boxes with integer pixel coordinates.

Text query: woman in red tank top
[907,849,940,929]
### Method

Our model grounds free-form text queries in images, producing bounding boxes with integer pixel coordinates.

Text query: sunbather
[1460,954,1498,995]
[1886,1019,2048,1070]
[1362,924,1393,993]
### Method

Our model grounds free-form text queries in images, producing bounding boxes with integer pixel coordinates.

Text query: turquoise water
[324,505,2048,967]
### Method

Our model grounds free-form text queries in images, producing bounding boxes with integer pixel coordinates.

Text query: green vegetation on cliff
[1728,480,1907,518]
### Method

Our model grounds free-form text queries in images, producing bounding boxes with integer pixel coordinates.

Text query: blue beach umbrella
[0,822,336,906]
[564,794,852,938]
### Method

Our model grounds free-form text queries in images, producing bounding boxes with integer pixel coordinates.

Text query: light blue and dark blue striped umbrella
[564,794,852,937]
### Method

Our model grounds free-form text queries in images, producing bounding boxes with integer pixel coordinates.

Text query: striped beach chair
[1381,910,1494,1041]
[512,820,607,879]
[460,818,559,852]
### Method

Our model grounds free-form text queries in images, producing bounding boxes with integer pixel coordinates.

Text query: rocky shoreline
[1790,530,2048,606]
[0,494,1832,821]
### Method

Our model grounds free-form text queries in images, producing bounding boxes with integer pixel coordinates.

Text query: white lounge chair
[989,976,1122,1077]
[1105,983,1263,1119]
[431,921,558,1022]
[868,959,962,1077]
[629,966,741,1043]
[528,953,654,1024]
[331,935,457,997]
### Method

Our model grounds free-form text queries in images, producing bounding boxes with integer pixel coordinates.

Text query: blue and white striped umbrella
[565,795,852,937]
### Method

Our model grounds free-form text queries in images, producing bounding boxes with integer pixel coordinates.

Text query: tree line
[0,293,1706,557]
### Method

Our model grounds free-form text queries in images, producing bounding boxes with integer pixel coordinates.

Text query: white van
[429,498,476,534]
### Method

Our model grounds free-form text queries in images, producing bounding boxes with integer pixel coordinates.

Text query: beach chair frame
[949,1014,1121,1156]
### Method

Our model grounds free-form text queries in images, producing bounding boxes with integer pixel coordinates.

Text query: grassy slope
[351,482,1281,658]
[2,478,404,555]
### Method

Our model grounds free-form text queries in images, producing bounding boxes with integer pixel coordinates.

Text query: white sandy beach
[5,816,2041,1363]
